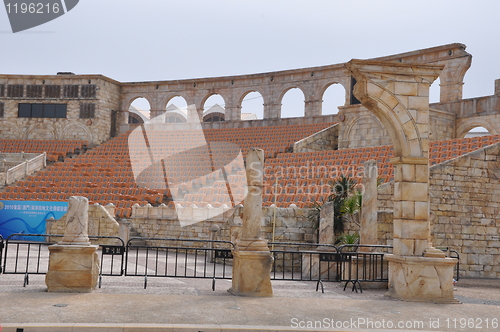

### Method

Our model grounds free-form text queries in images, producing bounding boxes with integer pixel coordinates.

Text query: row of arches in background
[128,77,447,124]
[129,84,347,123]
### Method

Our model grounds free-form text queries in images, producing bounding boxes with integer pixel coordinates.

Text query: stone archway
[346,59,458,303]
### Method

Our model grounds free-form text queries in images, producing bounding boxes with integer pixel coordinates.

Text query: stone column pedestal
[385,254,458,303]
[45,244,100,292]
[229,240,273,297]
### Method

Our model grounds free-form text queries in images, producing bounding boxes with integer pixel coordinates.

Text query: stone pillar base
[385,254,459,303]
[45,244,100,293]
[228,240,273,297]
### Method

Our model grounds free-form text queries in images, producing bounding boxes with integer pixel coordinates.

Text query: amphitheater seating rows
[0,139,87,162]
[0,123,332,216]
[1,129,499,214]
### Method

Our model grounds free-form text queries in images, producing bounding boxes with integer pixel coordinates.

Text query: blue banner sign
[0,200,68,240]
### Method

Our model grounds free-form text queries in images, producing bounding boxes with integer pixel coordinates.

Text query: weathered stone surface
[360,160,378,248]
[318,201,334,245]
[60,196,91,245]
[386,254,458,303]
[45,244,100,293]
[229,148,273,297]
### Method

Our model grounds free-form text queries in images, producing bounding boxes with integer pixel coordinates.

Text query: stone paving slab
[1,274,500,332]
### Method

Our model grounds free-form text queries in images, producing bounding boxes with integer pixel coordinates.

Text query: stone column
[225,106,242,121]
[317,202,334,245]
[301,202,337,280]
[304,99,322,118]
[45,196,100,292]
[263,103,281,119]
[346,59,458,303]
[117,110,130,134]
[229,148,273,297]
[360,160,378,249]
[150,109,165,118]
[495,79,500,95]
[118,218,131,245]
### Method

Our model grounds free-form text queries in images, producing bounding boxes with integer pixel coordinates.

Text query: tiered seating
[261,146,395,208]
[1,125,498,214]
[259,134,500,208]
[428,135,500,165]
[0,123,332,216]
[204,123,334,158]
[0,139,87,162]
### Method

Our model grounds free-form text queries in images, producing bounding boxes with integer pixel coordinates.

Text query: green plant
[328,175,356,235]
[307,174,362,239]
[335,232,360,245]
[340,189,362,228]
[307,199,322,230]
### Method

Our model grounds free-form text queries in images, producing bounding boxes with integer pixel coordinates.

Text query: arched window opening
[241,91,263,120]
[322,84,346,115]
[465,126,490,138]
[280,88,305,118]
[129,97,150,124]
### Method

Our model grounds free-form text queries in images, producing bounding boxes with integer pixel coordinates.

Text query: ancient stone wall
[337,105,392,149]
[293,123,338,152]
[374,143,500,278]
[429,143,500,278]
[0,75,121,144]
[129,205,314,246]
[47,203,119,245]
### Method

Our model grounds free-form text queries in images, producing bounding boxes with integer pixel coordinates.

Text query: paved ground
[1,274,500,331]
[1,243,500,331]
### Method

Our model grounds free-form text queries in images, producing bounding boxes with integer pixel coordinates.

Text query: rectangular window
[0,84,5,97]
[26,85,43,98]
[80,85,96,98]
[55,104,67,118]
[31,104,44,117]
[63,85,79,98]
[79,103,96,118]
[7,85,24,98]
[45,85,61,99]
[18,103,31,117]
[18,103,67,118]
[0,102,4,118]
[44,104,55,118]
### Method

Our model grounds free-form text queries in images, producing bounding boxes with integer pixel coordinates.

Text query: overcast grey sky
[1,0,498,116]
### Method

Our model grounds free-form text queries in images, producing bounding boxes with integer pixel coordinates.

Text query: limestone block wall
[337,105,392,149]
[130,204,314,246]
[47,203,119,245]
[200,114,338,130]
[429,143,500,278]
[431,94,500,137]
[293,124,338,152]
[374,143,500,278]
[0,75,121,144]
[429,108,456,142]
[338,105,457,150]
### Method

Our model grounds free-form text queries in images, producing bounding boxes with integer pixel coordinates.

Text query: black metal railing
[337,244,393,292]
[2,233,125,287]
[0,233,462,292]
[269,242,340,283]
[125,237,235,290]
[438,247,460,281]
[450,249,460,281]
